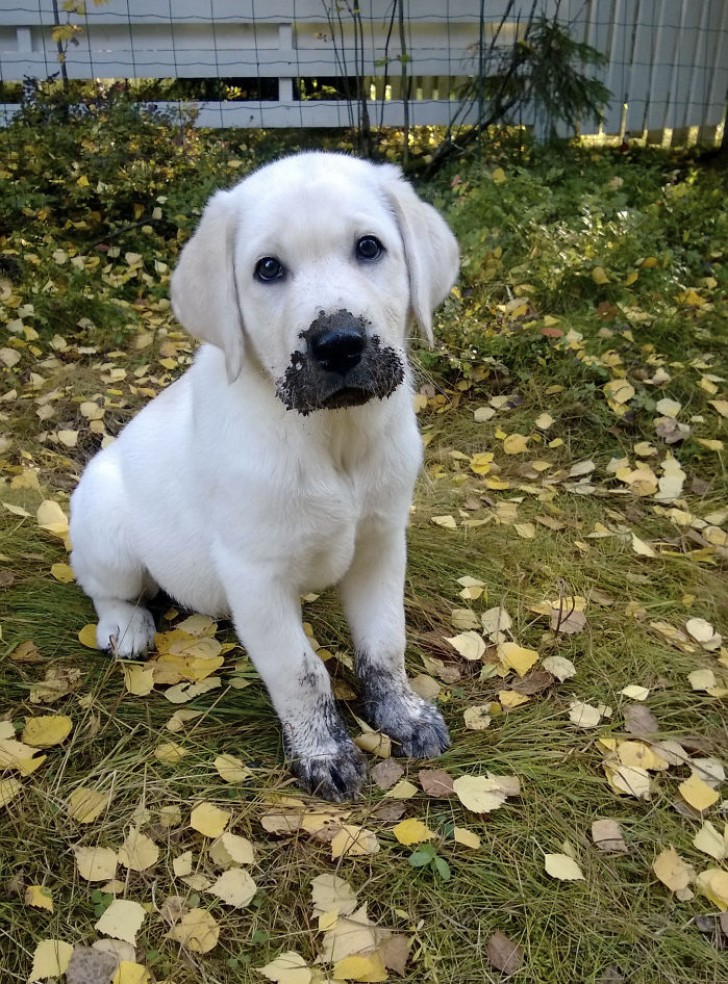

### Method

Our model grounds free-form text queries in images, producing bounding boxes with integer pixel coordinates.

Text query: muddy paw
[370,694,450,759]
[290,742,367,802]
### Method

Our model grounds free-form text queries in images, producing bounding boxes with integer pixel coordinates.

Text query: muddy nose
[308,325,366,374]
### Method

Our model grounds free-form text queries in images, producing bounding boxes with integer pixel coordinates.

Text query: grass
[1,127,728,983]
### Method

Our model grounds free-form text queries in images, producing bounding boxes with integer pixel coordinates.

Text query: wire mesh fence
[0,1,726,147]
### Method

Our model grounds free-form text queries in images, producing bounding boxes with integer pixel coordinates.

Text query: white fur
[70,152,459,800]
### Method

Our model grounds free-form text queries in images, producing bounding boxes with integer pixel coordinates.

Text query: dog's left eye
[355,236,383,261]
[255,256,285,282]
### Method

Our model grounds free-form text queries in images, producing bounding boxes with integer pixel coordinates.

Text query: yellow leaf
[497,642,539,677]
[166,908,219,953]
[333,953,388,982]
[258,951,313,984]
[544,853,585,881]
[535,412,553,430]
[330,825,380,859]
[77,174,90,187]
[95,899,147,945]
[709,399,728,419]
[463,704,492,730]
[190,802,231,838]
[695,868,728,910]
[693,821,728,861]
[78,623,99,649]
[445,631,485,661]
[679,774,720,812]
[492,167,507,184]
[50,562,75,583]
[453,827,481,849]
[498,690,530,709]
[469,451,494,475]
[25,884,54,911]
[655,397,682,418]
[392,817,435,845]
[209,831,255,867]
[28,939,74,982]
[652,846,695,893]
[430,514,457,529]
[502,433,529,455]
[67,787,112,823]
[123,664,156,696]
[631,533,656,558]
[384,778,418,800]
[207,867,257,908]
[22,714,73,748]
[568,700,604,729]
[154,740,187,764]
[591,266,610,284]
[119,827,160,872]
[74,845,118,882]
[113,962,151,984]
[214,753,252,783]
[36,499,69,535]
[452,775,507,813]
[603,379,634,404]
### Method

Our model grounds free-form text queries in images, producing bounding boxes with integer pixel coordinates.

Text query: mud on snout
[275,308,405,415]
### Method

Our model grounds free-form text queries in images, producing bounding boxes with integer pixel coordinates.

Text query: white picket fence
[0,0,726,141]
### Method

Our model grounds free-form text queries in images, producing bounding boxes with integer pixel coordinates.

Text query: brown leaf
[0,570,15,588]
[591,818,628,854]
[372,800,407,822]
[510,669,554,695]
[379,934,412,975]
[9,641,45,664]
[370,759,405,791]
[486,930,524,976]
[623,704,659,738]
[418,768,455,797]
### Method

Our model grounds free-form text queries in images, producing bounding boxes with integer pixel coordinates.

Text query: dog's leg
[214,551,366,802]
[70,476,157,658]
[340,527,450,759]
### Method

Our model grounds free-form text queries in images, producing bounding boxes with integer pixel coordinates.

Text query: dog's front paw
[370,693,450,759]
[96,604,156,658]
[290,743,367,802]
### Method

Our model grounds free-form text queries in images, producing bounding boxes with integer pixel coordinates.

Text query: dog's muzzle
[276,309,405,415]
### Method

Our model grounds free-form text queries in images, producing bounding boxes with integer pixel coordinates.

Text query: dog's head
[171,152,459,414]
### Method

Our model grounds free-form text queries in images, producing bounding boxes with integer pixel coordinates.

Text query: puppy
[70,152,459,801]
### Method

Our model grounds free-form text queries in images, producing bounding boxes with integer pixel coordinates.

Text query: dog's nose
[308,325,366,374]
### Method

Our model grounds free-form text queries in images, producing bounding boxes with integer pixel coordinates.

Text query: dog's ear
[381,166,459,347]
[170,189,245,382]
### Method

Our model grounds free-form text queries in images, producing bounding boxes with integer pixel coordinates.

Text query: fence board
[0,1,725,140]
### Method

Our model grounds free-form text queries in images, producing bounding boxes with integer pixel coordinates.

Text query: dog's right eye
[255,257,285,283]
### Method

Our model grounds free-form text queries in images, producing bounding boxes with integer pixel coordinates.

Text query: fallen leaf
[679,774,720,812]
[190,802,231,838]
[258,951,312,984]
[118,827,159,872]
[445,631,485,661]
[695,868,728,910]
[330,825,380,859]
[418,769,455,797]
[22,714,73,747]
[25,884,54,912]
[311,873,358,917]
[28,940,74,982]
[333,953,387,982]
[68,787,112,823]
[591,819,628,853]
[74,846,119,882]
[166,908,220,953]
[392,817,435,845]
[453,775,507,813]
[544,853,584,881]
[207,867,257,908]
[370,758,404,791]
[486,929,524,976]
[208,832,255,867]
[693,821,728,861]
[652,847,695,896]
[95,899,146,945]
[453,827,481,850]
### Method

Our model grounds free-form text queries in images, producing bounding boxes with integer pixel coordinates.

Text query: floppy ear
[381,166,459,346]
[170,189,245,382]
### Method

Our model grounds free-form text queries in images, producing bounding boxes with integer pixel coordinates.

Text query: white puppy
[70,151,459,801]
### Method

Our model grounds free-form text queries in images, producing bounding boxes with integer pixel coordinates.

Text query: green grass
[1,131,728,983]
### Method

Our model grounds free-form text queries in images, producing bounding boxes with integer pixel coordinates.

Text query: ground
[0,122,727,983]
